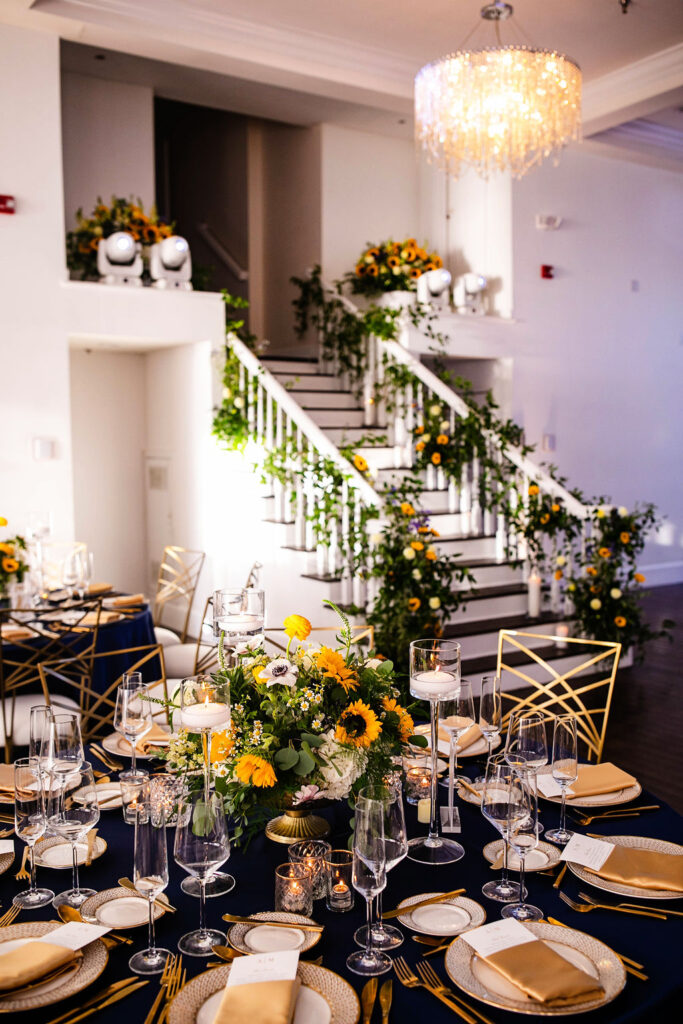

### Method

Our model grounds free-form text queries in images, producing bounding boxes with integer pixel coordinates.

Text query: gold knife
[52,980,149,1024]
[44,978,139,1024]
[553,863,567,889]
[379,979,392,1024]
[118,877,176,912]
[383,888,465,919]
[222,914,323,932]
[361,977,378,1024]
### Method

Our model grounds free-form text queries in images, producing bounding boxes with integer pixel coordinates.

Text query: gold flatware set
[44,976,149,1024]
[382,889,465,920]
[221,912,323,931]
[394,955,497,1024]
[559,890,667,920]
[569,804,660,826]
[89,744,124,772]
[143,953,185,1024]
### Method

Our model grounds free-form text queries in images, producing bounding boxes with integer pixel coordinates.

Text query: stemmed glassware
[213,588,265,664]
[61,550,81,599]
[114,673,152,780]
[76,552,94,600]
[545,714,578,845]
[502,772,543,921]
[46,762,100,908]
[129,802,171,975]
[174,789,229,956]
[43,712,84,778]
[439,679,475,835]
[505,711,548,835]
[29,705,54,772]
[408,638,463,864]
[480,755,525,903]
[353,782,408,951]
[13,757,54,908]
[347,794,391,976]
[476,675,502,782]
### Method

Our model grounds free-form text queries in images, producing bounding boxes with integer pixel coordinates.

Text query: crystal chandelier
[415,3,581,179]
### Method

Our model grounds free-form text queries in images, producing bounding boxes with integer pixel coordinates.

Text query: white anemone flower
[412,568,422,581]
[234,635,264,656]
[610,588,622,600]
[259,658,298,688]
[429,596,441,610]
[429,403,442,416]
[618,506,629,517]
[403,547,416,560]
[233,395,244,409]
[590,598,602,610]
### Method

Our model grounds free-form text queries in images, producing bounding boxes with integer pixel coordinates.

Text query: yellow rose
[410,541,424,551]
[400,502,415,516]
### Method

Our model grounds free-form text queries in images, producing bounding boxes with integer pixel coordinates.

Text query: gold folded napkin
[457,722,483,752]
[0,941,76,992]
[586,845,683,892]
[77,610,121,627]
[87,582,113,596]
[111,593,145,608]
[1,625,34,643]
[0,763,15,792]
[133,722,171,754]
[481,938,604,1006]
[568,763,637,800]
[214,977,301,1024]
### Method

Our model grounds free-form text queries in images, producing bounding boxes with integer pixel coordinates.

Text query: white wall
[69,349,147,593]
[511,147,683,582]
[61,72,155,229]
[0,26,74,542]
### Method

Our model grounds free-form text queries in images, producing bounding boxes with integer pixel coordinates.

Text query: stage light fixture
[416,267,452,307]
[150,235,193,290]
[97,231,143,286]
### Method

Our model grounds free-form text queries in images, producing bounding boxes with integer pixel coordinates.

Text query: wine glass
[502,771,543,921]
[46,762,100,908]
[29,705,54,773]
[545,714,578,845]
[354,781,408,951]
[129,802,171,975]
[76,551,94,599]
[44,712,84,778]
[439,679,475,838]
[480,754,525,903]
[476,675,502,782]
[174,789,229,956]
[61,550,83,600]
[12,757,54,908]
[347,795,391,976]
[407,638,463,865]
[115,673,152,780]
[505,711,548,835]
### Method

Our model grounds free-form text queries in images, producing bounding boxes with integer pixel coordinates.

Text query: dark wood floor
[601,583,683,813]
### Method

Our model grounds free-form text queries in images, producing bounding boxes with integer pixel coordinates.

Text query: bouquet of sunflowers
[0,517,28,593]
[66,196,175,281]
[163,603,422,841]
[347,238,444,296]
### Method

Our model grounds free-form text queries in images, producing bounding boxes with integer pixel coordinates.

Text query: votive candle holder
[405,766,432,806]
[275,862,313,915]
[288,839,331,901]
[149,773,182,827]
[120,772,149,824]
[325,849,354,912]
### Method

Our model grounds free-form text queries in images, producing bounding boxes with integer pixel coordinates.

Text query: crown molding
[583,42,683,133]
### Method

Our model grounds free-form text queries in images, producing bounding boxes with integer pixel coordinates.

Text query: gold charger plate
[445,921,625,1016]
[0,921,108,1014]
[228,911,321,954]
[0,850,15,877]
[395,893,486,936]
[567,834,683,900]
[80,887,165,929]
[536,765,642,808]
[483,840,562,873]
[34,835,107,869]
[167,961,360,1024]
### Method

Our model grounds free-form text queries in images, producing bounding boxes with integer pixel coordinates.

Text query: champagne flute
[505,710,548,835]
[46,762,100,908]
[129,802,171,975]
[115,673,152,780]
[354,781,408,951]
[545,714,578,845]
[502,772,542,921]
[174,790,229,956]
[62,551,80,599]
[347,795,391,976]
[29,705,54,774]
[408,638,463,865]
[480,755,525,903]
[13,757,54,908]
[476,675,502,782]
[439,679,475,834]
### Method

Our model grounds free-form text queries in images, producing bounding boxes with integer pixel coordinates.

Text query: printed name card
[560,833,613,870]
[226,950,299,989]
[536,774,565,799]
[37,922,111,951]
[0,840,14,855]
[461,918,536,957]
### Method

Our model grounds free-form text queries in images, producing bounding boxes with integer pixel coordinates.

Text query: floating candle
[410,668,459,700]
[180,699,230,730]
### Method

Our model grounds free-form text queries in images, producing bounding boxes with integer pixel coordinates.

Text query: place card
[536,774,565,799]
[560,833,613,870]
[36,922,111,951]
[461,918,536,957]
[226,949,299,988]
[0,840,14,855]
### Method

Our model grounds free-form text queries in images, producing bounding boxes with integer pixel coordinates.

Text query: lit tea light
[405,766,432,805]
[275,862,313,915]
[325,849,354,913]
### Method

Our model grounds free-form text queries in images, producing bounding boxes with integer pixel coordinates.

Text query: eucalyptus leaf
[300,732,325,748]
[376,659,394,675]
[292,747,315,776]
[274,747,299,770]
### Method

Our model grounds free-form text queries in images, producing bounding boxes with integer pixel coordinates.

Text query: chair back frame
[152,546,205,642]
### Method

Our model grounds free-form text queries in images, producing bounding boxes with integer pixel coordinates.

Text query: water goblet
[46,761,100,908]
[480,754,525,903]
[174,789,230,956]
[13,757,54,908]
[476,675,502,782]
[354,781,408,951]
[502,772,543,921]
[439,679,475,832]
[346,796,391,976]
[545,714,578,845]
[505,710,548,835]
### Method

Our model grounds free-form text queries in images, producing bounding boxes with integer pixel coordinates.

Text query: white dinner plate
[395,893,486,936]
[567,834,683,900]
[228,912,321,955]
[34,835,107,869]
[413,725,501,759]
[243,925,305,952]
[73,783,122,810]
[483,839,562,873]
[101,733,169,760]
[536,765,642,808]
[81,888,165,929]
[196,982,331,1024]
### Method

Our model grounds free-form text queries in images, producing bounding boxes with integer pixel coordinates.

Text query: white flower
[590,598,602,610]
[392,266,401,275]
[317,731,367,800]
[297,644,321,671]
[259,657,298,688]
[429,404,442,416]
[429,596,441,610]
[610,588,622,600]
[421,433,431,444]
[412,568,422,581]
[234,635,264,656]
[618,506,629,517]
[366,658,383,670]
[293,784,324,804]
[370,533,383,546]
[222,387,232,400]
[403,547,416,560]
[440,420,450,432]
[556,555,567,567]
[233,396,244,409]
[596,507,607,519]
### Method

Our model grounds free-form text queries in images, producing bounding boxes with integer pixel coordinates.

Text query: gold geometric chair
[496,629,622,763]
[162,595,219,684]
[38,643,169,742]
[152,546,205,645]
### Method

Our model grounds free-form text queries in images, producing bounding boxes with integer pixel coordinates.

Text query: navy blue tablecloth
[2,758,682,1024]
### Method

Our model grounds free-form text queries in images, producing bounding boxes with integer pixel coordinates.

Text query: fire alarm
[540,265,554,279]
[0,195,16,215]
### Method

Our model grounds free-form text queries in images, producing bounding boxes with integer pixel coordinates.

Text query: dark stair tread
[444,610,566,639]
[261,355,319,364]
[462,641,597,675]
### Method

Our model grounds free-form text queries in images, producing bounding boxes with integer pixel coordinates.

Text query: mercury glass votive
[325,849,354,912]
[288,839,331,900]
[405,766,432,805]
[149,773,182,827]
[274,862,313,915]
[120,773,150,824]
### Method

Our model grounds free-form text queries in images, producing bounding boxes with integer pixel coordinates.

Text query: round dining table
[1,751,681,1024]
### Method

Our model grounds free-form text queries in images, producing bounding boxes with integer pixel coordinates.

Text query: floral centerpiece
[161,603,424,843]
[0,517,28,595]
[346,238,444,296]
[66,196,175,282]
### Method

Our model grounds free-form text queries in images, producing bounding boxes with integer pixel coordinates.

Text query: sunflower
[431,452,441,465]
[408,597,421,612]
[436,434,448,445]
[315,647,358,693]
[1,557,18,573]
[401,247,417,262]
[335,701,382,748]
[415,441,425,452]
[620,532,630,544]
[367,264,378,276]
[366,247,380,260]
[528,484,540,496]
[356,263,367,276]
[283,614,312,641]
[425,548,437,561]
[234,754,277,787]
[210,729,234,763]
[353,454,369,473]
[430,529,440,537]
[409,267,421,279]
[387,256,400,268]
[432,256,443,268]
[410,541,424,551]
[400,502,415,516]
[634,572,646,583]
[382,697,414,742]
[614,616,627,628]
[598,547,611,559]
[585,566,598,577]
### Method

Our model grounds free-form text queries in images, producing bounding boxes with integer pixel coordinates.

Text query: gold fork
[89,744,124,771]
[14,846,30,881]
[568,805,660,826]
[417,961,497,1024]
[0,903,21,927]
[158,959,185,1024]
[578,891,683,919]
[143,953,176,1024]
[393,956,477,1023]
[558,891,666,920]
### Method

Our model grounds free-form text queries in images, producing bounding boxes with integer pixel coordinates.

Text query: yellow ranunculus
[283,614,312,641]
[0,516,7,527]
[634,572,646,583]
[551,503,560,512]
[528,484,540,496]
[210,729,234,763]
[425,548,437,561]
[598,547,611,559]
[235,754,277,788]
[400,502,415,516]
[436,434,449,445]
[410,541,424,551]
[620,532,630,544]
[0,543,14,555]
[554,570,563,580]
[415,441,425,452]
[431,452,441,465]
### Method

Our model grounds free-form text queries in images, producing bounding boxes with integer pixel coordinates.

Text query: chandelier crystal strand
[415,10,581,180]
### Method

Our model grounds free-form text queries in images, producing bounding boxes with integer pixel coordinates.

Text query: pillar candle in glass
[527,572,542,618]
[325,850,354,912]
[179,675,230,798]
[288,840,331,901]
[274,863,313,915]
[213,588,265,647]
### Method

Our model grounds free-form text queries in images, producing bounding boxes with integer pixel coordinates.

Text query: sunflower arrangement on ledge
[0,517,28,593]
[162,603,423,841]
[346,238,444,296]
[66,196,175,281]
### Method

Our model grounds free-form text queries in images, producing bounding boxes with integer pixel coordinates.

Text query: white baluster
[470,454,481,533]
[283,415,293,523]
[294,428,305,546]
[375,338,387,430]
[256,381,264,442]
[246,371,255,431]
[328,518,338,577]
[460,464,471,535]
[436,467,446,491]
[426,463,436,490]
[304,446,315,552]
